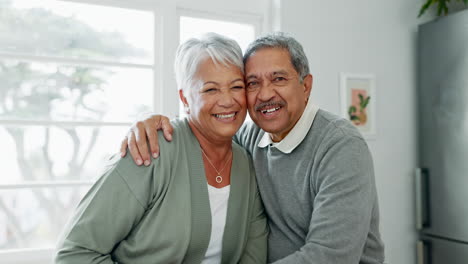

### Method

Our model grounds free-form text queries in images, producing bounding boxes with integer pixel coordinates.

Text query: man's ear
[179,89,190,113]
[303,74,313,99]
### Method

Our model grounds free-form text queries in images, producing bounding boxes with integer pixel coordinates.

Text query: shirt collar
[258,102,319,153]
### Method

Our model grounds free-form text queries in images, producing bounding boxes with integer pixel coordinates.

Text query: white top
[201,184,231,264]
[258,102,320,153]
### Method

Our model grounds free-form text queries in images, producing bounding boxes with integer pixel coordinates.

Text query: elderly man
[120,32,385,263]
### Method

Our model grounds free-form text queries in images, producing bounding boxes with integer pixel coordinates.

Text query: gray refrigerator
[416,9,468,264]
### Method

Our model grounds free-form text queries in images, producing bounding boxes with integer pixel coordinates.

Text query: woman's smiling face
[181,57,247,142]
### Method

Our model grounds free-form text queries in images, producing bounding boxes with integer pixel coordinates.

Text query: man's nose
[257,83,276,102]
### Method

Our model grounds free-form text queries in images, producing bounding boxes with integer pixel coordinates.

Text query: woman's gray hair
[243,32,310,81]
[174,33,244,92]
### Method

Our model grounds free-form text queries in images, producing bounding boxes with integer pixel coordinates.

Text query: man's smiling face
[245,47,312,142]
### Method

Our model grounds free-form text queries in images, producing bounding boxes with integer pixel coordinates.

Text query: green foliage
[358,94,364,103]
[361,96,370,109]
[418,0,468,17]
[348,105,357,115]
[347,93,371,123]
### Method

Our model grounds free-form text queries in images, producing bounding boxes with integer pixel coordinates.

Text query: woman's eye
[204,88,217,93]
[232,86,244,90]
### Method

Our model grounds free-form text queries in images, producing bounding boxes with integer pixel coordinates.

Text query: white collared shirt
[258,102,319,153]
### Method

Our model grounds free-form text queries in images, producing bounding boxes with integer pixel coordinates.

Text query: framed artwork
[340,73,376,138]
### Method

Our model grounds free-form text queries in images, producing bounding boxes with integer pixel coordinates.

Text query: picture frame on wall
[340,73,376,139]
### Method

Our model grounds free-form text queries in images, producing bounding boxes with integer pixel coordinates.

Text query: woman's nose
[218,90,235,107]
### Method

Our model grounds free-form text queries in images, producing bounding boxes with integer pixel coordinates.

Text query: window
[0,0,267,263]
[180,16,256,52]
[0,0,156,262]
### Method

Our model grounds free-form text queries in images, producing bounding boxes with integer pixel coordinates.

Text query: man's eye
[274,77,286,82]
[247,81,258,87]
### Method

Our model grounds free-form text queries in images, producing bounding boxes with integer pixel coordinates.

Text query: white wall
[279,1,432,263]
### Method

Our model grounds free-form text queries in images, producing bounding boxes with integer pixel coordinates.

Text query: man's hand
[120,114,174,166]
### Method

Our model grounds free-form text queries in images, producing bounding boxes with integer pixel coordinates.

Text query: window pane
[180,16,255,53]
[0,126,128,184]
[0,60,153,122]
[0,186,90,250]
[0,0,154,64]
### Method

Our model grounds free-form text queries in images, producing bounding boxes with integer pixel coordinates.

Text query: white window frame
[0,0,271,263]
[177,7,264,36]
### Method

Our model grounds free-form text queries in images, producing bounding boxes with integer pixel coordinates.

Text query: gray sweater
[235,109,384,263]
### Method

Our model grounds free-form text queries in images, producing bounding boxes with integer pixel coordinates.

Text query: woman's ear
[179,89,190,114]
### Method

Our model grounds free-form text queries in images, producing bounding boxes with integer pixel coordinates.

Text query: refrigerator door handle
[415,168,431,230]
[417,240,432,264]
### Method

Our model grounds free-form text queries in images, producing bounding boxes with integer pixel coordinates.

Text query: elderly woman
[55,33,268,264]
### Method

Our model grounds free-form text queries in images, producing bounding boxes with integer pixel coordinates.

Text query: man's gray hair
[174,33,244,92]
[243,32,310,81]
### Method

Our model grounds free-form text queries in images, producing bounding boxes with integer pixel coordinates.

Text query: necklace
[200,148,232,184]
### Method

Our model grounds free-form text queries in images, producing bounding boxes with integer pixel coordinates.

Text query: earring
[184,104,190,114]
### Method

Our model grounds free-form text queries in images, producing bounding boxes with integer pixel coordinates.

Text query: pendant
[215,175,223,183]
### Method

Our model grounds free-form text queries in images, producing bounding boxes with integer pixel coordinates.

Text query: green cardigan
[55,119,268,264]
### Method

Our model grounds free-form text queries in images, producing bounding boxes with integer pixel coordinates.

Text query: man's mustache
[254,101,286,111]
